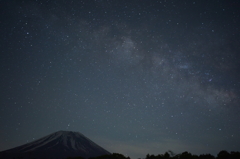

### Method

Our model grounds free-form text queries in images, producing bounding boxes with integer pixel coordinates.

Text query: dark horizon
[1,130,240,159]
[1,130,239,159]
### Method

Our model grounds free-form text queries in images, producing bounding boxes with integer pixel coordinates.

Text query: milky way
[1,1,240,158]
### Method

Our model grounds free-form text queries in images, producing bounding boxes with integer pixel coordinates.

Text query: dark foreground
[1,150,240,159]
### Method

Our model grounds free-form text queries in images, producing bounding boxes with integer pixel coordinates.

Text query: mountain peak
[0,130,111,159]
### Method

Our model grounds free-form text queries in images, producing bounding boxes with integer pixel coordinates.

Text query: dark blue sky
[1,0,240,158]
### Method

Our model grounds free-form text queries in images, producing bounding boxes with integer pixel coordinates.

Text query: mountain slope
[0,130,111,159]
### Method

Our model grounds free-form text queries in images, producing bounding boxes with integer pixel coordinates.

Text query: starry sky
[1,0,240,158]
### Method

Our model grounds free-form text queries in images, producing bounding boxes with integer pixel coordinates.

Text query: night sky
[1,0,240,158]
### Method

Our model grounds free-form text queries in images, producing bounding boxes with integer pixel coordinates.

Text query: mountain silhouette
[0,130,111,159]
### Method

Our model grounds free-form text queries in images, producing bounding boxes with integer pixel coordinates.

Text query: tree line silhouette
[145,150,240,159]
[84,150,240,159]
[2,150,239,159]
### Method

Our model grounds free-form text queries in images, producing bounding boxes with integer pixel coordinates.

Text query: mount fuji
[0,130,111,159]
